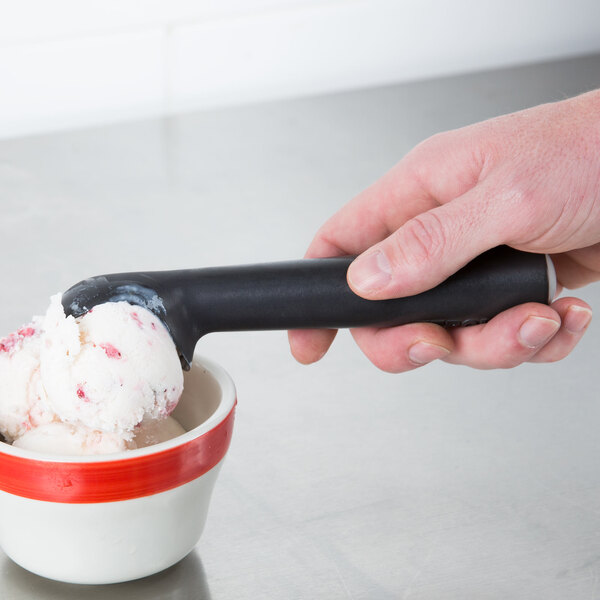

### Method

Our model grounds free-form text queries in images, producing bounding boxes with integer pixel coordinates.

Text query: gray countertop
[1,53,600,599]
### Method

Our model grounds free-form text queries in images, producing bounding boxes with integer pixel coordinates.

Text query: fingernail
[564,305,592,333]
[408,341,451,365]
[348,251,391,293]
[518,316,560,348]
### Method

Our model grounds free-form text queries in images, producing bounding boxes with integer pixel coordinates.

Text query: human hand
[289,90,600,371]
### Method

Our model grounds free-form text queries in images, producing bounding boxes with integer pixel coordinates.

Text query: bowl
[0,354,236,585]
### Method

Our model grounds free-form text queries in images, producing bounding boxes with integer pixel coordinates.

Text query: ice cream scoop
[61,246,557,370]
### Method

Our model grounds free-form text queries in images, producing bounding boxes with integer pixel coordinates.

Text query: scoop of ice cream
[133,416,186,448]
[0,294,185,454]
[40,296,184,439]
[13,422,129,455]
[0,320,56,442]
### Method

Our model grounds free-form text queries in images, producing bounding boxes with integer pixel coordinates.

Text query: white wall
[1,0,599,139]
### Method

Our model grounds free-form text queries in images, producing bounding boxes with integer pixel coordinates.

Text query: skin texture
[288,90,600,372]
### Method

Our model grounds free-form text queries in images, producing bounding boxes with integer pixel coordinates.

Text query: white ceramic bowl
[0,354,236,585]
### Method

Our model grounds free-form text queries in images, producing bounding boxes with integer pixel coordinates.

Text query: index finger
[306,129,486,259]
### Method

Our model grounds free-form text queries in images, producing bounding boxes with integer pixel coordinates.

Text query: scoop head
[61,273,197,370]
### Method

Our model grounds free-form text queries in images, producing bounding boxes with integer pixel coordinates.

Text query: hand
[289,90,600,371]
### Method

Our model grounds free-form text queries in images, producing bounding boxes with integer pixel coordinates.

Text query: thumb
[347,186,507,299]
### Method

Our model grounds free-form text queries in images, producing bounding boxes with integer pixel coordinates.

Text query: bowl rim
[0,354,236,503]
[0,353,236,464]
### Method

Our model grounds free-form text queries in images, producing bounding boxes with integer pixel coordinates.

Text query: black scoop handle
[62,246,555,368]
[191,246,553,334]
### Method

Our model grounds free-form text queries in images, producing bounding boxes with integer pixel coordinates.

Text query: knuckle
[497,177,539,227]
[396,212,447,267]
[407,133,451,177]
[485,183,538,245]
[415,131,452,155]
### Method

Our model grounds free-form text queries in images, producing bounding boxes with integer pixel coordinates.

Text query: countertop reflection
[0,550,211,600]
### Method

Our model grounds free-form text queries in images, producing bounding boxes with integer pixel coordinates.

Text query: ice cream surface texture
[13,422,129,455]
[0,295,185,454]
[0,319,55,443]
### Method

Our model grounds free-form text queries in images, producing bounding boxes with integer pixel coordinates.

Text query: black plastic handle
[188,246,553,333]
[62,246,554,368]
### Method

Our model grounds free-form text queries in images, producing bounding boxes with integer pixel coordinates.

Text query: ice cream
[13,422,129,455]
[0,319,55,443]
[0,295,185,455]
[40,296,183,437]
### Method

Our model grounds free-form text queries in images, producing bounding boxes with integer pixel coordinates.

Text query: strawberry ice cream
[13,422,130,455]
[0,295,185,454]
[0,319,55,442]
[41,295,183,438]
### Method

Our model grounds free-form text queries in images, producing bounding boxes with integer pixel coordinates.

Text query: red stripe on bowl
[0,405,235,504]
